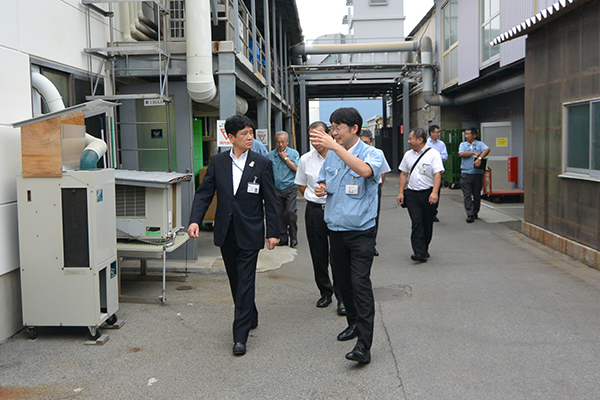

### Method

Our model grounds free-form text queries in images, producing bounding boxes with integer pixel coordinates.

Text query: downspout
[420,36,525,106]
[31,72,108,169]
[120,3,135,42]
[186,0,248,114]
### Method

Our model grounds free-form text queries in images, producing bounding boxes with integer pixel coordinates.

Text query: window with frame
[481,0,500,67]
[564,100,600,178]
[442,0,458,87]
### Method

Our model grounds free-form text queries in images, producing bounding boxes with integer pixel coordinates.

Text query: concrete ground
[2,173,600,399]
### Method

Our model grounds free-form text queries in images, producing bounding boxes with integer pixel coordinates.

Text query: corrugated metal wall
[499,0,533,67]
[458,0,480,85]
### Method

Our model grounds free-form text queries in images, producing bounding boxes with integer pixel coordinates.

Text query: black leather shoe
[345,343,371,364]
[290,239,298,248]
[466,216,475,223]
[251,320,258,330]
[277,240,288,246]
[373,248,379,257]
[316,295,332,308]
[337,324,357,341]
[232,342,246,356]
[337,302,346,316]
[410,254,428,262]
[433,216,440,222]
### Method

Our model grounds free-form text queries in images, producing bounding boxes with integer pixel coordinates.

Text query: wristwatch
[477,157,483,160]
[284,157,289,161]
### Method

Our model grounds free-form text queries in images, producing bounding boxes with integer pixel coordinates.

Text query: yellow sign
[496,138,508,147]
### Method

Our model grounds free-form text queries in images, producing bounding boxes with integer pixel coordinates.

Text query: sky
[296,0,435,43]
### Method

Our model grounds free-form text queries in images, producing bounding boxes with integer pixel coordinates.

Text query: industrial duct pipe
[420,36,524,106]
[31,72,108,169]
[291,41,419,57]
[186,0,248,114]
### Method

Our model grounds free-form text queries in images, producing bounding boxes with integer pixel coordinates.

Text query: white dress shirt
[399,147,445,191]
[295,149,326,204]
[230,150,248,194]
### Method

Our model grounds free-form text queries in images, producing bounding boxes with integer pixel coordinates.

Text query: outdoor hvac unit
[115,170,192,242]
[17,169,119,340]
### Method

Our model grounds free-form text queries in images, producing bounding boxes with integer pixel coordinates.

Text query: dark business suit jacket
[189,149,279,250]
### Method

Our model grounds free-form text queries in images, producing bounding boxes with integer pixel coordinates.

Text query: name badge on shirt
[345,184,359,195]
[419,163,430,175]
[247,176,260,194]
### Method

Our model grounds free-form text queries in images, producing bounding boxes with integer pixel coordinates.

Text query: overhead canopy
[491,0,593,46]
[12,99,119,128]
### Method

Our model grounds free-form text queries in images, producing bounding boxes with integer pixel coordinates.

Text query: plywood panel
[61,111,84,126]
[21,116,62,177]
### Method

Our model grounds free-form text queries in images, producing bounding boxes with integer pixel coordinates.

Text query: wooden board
[21,116,62,177]
[61,111,85,126]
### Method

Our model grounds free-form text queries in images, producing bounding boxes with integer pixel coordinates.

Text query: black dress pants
[460,173,483,218]
[404,188,436,257]
[275,185,298,242]
[305,201,340,301]
[328,227,376,349]
[220,221,259,344]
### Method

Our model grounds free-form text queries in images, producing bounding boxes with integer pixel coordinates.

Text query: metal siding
[499,0,534,66]
[458,0,480,85]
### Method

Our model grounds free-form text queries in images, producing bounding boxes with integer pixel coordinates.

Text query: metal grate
[170,0,185,40]
[116,185,146,217]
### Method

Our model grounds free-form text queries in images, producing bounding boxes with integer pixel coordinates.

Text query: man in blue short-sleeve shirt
[267,131,300,247]
[458,127,490,223]
[310,107,383,365]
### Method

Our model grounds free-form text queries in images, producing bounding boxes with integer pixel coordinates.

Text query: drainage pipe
[186,0,248,114]
[131,3,158,40]
[138,3,159,32]
[120,3,135,42]
[291,41,419,57]
[31,72,108,169]
[420,36,524,106]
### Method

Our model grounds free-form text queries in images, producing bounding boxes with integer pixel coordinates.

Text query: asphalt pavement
[2,173,600,399]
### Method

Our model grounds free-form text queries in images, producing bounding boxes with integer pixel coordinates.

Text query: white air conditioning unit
[114,170,192,242]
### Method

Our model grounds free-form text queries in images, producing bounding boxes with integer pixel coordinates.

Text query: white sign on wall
[217,120,231,147]
[256,129,268,146]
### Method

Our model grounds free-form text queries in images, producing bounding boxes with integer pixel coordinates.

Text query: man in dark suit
[187,115,279,356]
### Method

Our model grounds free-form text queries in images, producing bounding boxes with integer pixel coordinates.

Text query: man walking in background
[458,127,490,223]
[397,127,445,263]
[267,131,300,247]
[427,125,448,222]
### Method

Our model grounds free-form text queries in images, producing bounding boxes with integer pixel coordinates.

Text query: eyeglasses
[331,124,350,132]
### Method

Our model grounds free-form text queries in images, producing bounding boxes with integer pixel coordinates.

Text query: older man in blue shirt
[310,107,383,365]
[267,131,300,247]
[426,125,448,222]
[459,127,490,223]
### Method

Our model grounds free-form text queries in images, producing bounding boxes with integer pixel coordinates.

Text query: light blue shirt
[251,139,268,156]
[318,139,383,231]
[267,146,300,190]
[427,137,448,162]
[459,140,489,175]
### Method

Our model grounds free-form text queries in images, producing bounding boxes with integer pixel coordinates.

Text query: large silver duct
[292,41,419,57]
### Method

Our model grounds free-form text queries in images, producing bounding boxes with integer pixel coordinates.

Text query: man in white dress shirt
[397,127,445,263]
[295,121,344,315]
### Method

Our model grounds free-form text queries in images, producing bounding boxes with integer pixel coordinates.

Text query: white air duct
[186,0,248,114]
[31,72,108,169]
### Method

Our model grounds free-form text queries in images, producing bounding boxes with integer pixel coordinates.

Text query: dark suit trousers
[305,201,340,301]
[275,185,298,242]
[220,221,259,344]
[460,173,483,217]
[405,188,436,257]
[328,228,376,349]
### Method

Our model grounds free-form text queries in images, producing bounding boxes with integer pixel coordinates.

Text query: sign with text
[256,129,268,146]
[217,120,231,147]
[496,137,508,147]
[144,99,165,106]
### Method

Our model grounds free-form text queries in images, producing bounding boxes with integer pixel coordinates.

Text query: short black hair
[411,127,428,143]
[308,121,329,134]
[359,129,373,140]
[225,115,254,136]
[429,125,440,134]
[329,107,362,132]
[466,127,478,136]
